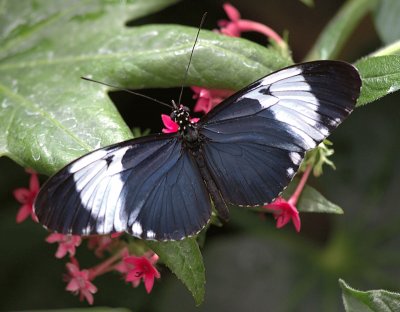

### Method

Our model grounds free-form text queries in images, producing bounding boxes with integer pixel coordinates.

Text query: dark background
[1,0,399,311]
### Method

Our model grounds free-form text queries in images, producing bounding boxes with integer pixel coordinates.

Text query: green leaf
[354,55,400,106]
[304,0,379,61]
[340,279,400,312]
[146,238,205,305]
[282,179,343,214]
[0,0,292,176]
[374,0,400,45]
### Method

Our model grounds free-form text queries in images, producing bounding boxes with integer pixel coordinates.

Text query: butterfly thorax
[171,105,200,147]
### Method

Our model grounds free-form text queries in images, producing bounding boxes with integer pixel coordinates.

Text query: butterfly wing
[198,60,361,206]
[34,134,212,240]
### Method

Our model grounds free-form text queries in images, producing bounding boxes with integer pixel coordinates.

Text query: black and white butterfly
[34,60,361,240]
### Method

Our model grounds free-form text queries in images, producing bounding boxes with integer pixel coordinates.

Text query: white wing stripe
[260,67,303,86]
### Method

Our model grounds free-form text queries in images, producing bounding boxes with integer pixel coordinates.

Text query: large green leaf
[147,238,205,305]
[355,55,400,106]
[340,279,400,312]
[0,0,178,174]
[374,0,400,45]
[304,0,379,61]
[0,0,292,176]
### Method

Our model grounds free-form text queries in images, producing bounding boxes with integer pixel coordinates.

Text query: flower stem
[89,248,125,279]
[288,164,312,206]
[237,20,285,45]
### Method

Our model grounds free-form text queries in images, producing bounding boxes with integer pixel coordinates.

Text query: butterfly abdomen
[192,149,229,222]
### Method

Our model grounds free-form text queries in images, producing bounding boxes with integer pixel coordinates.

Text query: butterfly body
[34,61,361,241]
[172,105,201,146]
[170,104,230,221]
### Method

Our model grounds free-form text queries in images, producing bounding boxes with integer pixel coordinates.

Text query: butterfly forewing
[34,134,212,240]
[198,61,361,206]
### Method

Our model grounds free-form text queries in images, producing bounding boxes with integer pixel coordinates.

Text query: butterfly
[34,60,361,240]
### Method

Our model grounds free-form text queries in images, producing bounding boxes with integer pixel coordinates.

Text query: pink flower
[161,114,179,133]
[265,197,301,232]
[65,260,97,305]
[264,165,313,232]
[13,169,40,223]
[116,249,160,293]
[46,233,82,258]
[191,87,233,114]
[125,256,160,293]
[161,114,199,134]
[218,3,284,44]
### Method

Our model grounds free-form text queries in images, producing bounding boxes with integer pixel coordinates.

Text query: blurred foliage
[374,0,400,45]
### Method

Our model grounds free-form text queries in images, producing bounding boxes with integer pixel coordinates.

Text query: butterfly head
[170,105,191,130]
[170,105,199,143]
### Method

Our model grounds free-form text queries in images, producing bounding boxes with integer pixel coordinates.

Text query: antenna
[81,77,173,109]
[177,12,208,106]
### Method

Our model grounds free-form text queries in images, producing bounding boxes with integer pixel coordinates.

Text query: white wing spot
[289,152,302,165]
[286,167,295,176]
[132,222,143,236]
[319,126,329,137]
[146,230,156,239]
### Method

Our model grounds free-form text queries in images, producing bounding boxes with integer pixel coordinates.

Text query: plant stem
[89,248,125,279]
[370,40,400,57]
[289,164,312,206]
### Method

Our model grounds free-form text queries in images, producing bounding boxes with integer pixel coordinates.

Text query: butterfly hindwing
[34,134,212,240]
[199,61,361,206]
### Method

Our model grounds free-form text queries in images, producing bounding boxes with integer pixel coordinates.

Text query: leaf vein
[0,82,92,152]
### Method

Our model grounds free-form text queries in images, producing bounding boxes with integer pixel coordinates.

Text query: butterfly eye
[182,106,190,112]
[170,111,177,121]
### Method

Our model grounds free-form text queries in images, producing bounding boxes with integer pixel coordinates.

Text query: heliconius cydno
[34,59,361,241]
